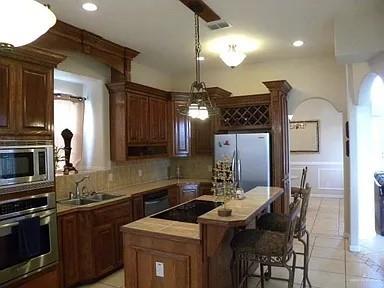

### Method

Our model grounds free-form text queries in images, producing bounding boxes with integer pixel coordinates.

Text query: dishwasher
[144,190,169,216]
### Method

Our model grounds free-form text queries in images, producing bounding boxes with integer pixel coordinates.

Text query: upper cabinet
[107,81,170,161]
[171,94,190,157]
[0,47,65,139]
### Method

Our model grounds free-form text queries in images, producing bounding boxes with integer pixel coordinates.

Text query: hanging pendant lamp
[178,11,216,120]
[0,0,56,49]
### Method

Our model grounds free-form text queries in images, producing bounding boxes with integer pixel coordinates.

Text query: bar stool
[291,166,308,200]
[230,199,301,288]
[257,184,312,287]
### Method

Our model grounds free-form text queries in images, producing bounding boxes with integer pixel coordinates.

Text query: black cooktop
[151,200,222,224]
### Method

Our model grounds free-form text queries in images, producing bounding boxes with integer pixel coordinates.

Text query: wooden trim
[0,46,66,68]
[215,93,271,107]
[33,20,139,79]
[178,0,221,22]
[107,81,170,100]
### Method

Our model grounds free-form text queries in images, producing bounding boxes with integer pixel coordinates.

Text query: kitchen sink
[58,198,99,206]
[86,193,122,201]
[58,193,122,206]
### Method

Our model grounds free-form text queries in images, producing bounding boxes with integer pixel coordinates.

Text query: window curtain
[54,97,85,170]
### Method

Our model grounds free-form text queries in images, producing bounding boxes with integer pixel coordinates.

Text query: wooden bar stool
[257,184,312,287]
[230,199,301,288]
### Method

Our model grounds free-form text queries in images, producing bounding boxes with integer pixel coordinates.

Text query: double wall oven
[0,141,57,287]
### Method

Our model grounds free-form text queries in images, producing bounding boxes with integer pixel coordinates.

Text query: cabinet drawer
[93,201,131,226]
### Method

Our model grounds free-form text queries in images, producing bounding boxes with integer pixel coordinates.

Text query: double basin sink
[58,193,122,206]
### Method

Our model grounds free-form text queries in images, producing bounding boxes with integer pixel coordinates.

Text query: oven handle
[0,209,56,228]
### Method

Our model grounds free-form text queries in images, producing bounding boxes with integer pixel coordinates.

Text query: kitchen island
[121,186,284,288]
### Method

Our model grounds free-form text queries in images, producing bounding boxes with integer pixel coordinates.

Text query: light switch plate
[155,262,164,277]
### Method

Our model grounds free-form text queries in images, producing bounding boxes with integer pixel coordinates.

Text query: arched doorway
[355,74,384,247]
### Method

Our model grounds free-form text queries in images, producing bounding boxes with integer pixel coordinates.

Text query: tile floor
[79,197,384,288]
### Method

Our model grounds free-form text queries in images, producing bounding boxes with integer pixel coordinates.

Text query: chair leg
[265,264,271,281]
[304,230,312,287]
[285,251,296,288]
[259,263,265,288]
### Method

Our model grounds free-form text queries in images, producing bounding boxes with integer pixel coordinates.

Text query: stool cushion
[231,229,287,257]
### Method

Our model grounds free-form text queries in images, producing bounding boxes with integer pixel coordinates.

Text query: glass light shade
[198,106,209,120]
[188,103,199,118]
[220,45,246,68]
[0,0,56,48]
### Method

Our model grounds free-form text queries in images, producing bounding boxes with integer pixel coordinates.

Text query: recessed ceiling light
[82,2,98,12]
[197,56,205,61]
[292,40,304,47]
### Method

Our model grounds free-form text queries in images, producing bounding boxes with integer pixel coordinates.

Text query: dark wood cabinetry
[171,96,191,157]
[192,119,214,155]
[0,47,64,139]
[58,199,132,288]
[107,81,170,160]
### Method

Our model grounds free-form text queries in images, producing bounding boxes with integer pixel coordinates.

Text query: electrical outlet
[155,262,164,277]
[208,165,213,172]
[108,173,113,182]
[138,169,143,177]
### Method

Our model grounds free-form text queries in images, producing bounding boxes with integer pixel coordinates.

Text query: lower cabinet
[58,199,132,288]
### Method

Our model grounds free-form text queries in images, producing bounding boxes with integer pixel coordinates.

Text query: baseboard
[311,194,344,199]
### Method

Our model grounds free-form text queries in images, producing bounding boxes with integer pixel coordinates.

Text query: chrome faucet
[71,176,89,199]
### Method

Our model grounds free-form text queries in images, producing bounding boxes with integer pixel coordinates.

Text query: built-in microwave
[0,141,54,191]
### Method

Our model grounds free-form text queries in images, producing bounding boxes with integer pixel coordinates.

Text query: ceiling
[38,0,372,73]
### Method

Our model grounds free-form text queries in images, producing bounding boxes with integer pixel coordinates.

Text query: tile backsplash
[55,158,170,200]
[55,156,214,200]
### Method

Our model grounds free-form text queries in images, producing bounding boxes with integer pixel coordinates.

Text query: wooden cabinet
[127,94,148,144]
[198,182,213,196]
[58,199,132,288]
[171,96,190,157]
[0,58,17,135]
[59,213,80,288]
[19,63,53,136]
[132,195,144,221]
[168,185,179,207]
[148,97,168,143]
[192,118,214,155]
[0,47,64,139]
[107,81,170,160]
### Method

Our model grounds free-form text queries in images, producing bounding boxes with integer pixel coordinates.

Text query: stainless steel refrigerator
[214,133,270,192]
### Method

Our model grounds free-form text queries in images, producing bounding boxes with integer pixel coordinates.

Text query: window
[54,94,85,170]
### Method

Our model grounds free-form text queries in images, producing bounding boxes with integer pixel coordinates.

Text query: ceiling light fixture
[178,9,216,121]
[82,2,98,12]
[220,44,246,68]
[292,40,304,47]
[0,0,56,49]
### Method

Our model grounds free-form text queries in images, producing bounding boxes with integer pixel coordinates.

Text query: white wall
[131,61,173,91]
[171,56,346,113]
[290,99,344,197]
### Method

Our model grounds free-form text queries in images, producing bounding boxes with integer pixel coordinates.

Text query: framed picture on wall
[290,120,320,153]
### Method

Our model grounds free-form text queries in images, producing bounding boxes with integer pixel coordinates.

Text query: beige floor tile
[314,236,345,249]
[247,277,302,288]
[346,277,384,288]
[311,246,345,261]
[307,270,346,288]
[309,257,345,274]
[346,261,384,280]
[99,269,124,288]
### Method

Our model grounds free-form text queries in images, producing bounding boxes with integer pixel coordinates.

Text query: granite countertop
[56,178,211,216]
[121,186,284,240]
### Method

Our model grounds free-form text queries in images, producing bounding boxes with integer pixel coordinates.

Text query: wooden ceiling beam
[178,0,221,22]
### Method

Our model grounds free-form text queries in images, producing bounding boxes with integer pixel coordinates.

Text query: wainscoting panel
[291,162,344,197]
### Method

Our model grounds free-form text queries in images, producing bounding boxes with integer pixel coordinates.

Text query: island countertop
[121,186,284,241]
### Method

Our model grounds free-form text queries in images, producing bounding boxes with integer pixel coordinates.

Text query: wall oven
[0,192,58,287]
[0,141,54,192]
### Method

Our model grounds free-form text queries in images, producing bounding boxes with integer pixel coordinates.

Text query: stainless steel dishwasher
[144,190,169,216]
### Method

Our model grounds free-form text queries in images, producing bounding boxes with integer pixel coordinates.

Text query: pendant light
[0,0,56,49]
[220,44,246,68]
[178,11,216,121]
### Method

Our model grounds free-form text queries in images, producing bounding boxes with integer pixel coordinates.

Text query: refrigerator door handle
[231,150,236,184]
[238,156,242,188]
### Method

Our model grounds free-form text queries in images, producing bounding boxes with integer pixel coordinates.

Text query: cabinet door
[172,100,190,157]
[94,223,116,277]
[115,217,131,267]
[192,118,213,155]
[127,94,148,144]
[148,97,168,143]
[59,214,79,288]
[18,63,53,136]
[0,59,17,135]
[199,183,213,196]
[132,196,144,220]
[168,185,179,207]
